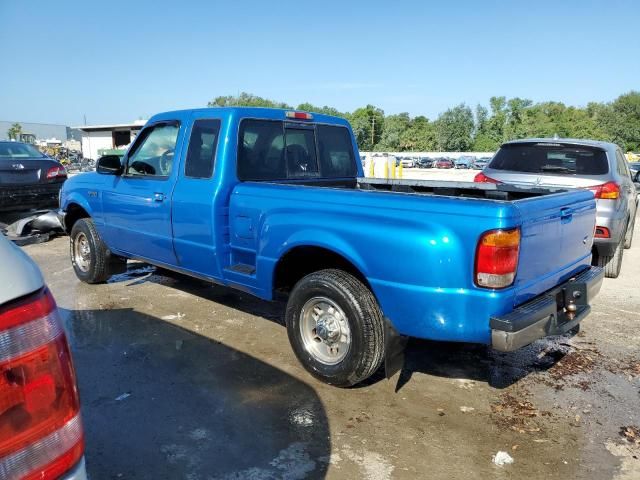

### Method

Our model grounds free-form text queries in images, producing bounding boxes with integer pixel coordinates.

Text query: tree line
[209,91,640,152]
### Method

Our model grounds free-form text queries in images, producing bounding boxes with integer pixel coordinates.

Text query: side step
[226,263,256,275]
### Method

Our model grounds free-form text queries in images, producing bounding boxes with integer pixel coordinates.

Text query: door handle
[153,192,165,202]
[560,207,573,222]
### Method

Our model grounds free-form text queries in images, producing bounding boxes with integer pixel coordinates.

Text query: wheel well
[273,246,370,296]
[64,203,89,234]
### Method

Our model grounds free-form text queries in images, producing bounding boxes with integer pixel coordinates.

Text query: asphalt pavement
[20,219,640,480]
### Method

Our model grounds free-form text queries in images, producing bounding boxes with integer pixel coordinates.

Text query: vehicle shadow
[108,262,569,392]
[394,336,569,391]
[59,306,330,479]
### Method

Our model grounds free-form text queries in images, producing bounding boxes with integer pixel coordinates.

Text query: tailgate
[513,190,596,306]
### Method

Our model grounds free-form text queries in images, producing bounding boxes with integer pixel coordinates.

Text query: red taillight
[595,226,610,238]
[475,228,520,289]
[46,166,67,179]
[0,289,83,479]
[285,111,313,120]
[586,181,620,200]
[473,172,501,184]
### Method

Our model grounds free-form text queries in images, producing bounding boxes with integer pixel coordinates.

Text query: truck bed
[272,177,568,201]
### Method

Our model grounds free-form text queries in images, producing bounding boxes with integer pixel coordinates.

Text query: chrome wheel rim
[299,296,351,365]
[74,232,91,272]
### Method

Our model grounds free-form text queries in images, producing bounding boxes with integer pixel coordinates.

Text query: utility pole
[371,116,375,149]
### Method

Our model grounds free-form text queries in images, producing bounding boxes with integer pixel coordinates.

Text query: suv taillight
[46,167,67,179]
[475,228,520,289]
[0,289,83,480]
[473,172,501,184]
[586,181,620,200]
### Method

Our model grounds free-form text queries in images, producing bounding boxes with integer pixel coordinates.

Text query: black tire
[596,239,624,279]
[70,218,125,283]
[624,216,635,249]
[285,269,384,387]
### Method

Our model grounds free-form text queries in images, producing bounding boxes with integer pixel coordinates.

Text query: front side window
[126,123,180,177]
[185,119,221,178]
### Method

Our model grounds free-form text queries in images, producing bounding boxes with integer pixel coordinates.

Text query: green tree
[435,104,474,151]
[376,113,411,151]
[399,116,436,151]
[7,123,22,140]
[208,92,291,109]
[296,103,347,118]
[350,105,385,151]
[598,91,640,151]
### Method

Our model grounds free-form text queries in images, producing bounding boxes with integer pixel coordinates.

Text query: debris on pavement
[492,451,514,466]
[459,406,475,413]
[620,426,640,444]
[1,210,63,245]
[115,393,132,401]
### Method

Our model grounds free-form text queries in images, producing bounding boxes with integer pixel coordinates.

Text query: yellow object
[383,161,388,179]
[368,158,375,177]
[481,229,521,247]
[390,160,396,179]
[398,162,403,179]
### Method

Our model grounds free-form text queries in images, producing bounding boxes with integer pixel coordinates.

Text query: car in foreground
[0,234,86,479]
[435,158,454,169]
[60,107,602,387]
[476,138,639,278]
[0,141,68,212]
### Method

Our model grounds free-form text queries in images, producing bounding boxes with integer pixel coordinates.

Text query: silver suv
[476,138,639,278]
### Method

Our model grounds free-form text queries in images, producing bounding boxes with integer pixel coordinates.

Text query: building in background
[0,120,82,145]
[74,120,146,160]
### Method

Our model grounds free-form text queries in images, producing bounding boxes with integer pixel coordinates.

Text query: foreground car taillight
[46,167,67,179]
[0,289,83,480]
[475,228,520,289]
[586,181,620,200]
[473,172,501,184]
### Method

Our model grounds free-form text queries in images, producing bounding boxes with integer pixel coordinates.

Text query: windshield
[0,143,45,159]
[489,143,609,175]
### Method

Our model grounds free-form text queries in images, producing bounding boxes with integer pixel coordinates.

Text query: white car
[0,234,87,480]
[400,158,415,168]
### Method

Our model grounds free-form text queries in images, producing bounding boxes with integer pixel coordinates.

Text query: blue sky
[1,0,638,126]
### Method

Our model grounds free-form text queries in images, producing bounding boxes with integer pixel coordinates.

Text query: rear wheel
[596,239,624,279]
[70,218,126,284]
[285,269,384,387]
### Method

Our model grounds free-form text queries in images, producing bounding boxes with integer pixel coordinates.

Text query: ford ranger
[58,108,604,386]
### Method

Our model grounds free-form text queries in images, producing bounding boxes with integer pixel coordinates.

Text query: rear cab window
[489,143,609,176]
[237,120,357,181]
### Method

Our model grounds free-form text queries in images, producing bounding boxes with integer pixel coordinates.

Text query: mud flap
[384,318,408,380]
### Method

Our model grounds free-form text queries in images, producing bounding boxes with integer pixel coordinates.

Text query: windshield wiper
[540,165,571,173]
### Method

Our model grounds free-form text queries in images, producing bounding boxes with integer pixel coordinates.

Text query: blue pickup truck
[59,107,604,386]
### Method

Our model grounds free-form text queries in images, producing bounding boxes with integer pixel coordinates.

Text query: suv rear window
[237,120,356,181]
[489,143,609,175]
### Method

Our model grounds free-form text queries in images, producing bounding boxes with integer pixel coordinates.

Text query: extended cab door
[102,121,182,265]
[171,117,222,278]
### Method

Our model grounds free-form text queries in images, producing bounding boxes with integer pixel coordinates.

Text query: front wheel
[70,218,126,283]
[285,269,384,387]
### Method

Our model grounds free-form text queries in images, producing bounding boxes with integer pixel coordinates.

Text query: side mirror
[96,155,123,175]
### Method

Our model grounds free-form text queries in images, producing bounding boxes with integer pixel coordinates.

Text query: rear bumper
[0,183,62,212]
[60,457,87,480]
[491,266,604,352]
